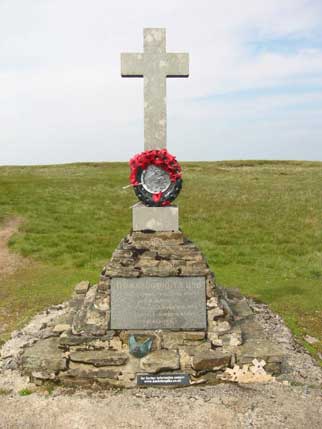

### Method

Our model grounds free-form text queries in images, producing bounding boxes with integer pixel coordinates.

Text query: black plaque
[110,277,206,330]
[137,374,190,386]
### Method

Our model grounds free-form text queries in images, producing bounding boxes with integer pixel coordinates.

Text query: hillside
[0,161,321,361]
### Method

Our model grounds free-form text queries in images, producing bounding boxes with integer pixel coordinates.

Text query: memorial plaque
[110,277,206,330]
[137,374,190,386]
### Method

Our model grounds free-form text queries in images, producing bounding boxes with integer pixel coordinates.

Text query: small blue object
[129,335,153,358]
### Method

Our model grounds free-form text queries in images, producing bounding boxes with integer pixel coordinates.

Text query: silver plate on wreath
[141,165,171,194]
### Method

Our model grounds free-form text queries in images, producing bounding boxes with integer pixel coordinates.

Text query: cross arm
[121,53,144,77]
[166,53,189,77]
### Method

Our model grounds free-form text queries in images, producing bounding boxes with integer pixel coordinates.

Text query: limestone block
[192,350,232,372]
[206,276,216,298]
[239,318,267,340]
[225,288,243,300]
[109,337,123,351]
[21,338,67,373]
[221,330,243,347]
[70,350,128,367]
[162,331,205,349]
[207,307,224,322]
[208,320,231,335]
[179,342,212,357]
[38,328,60,340]
[68,338,110,352]
[236,339,284,367]
[74,281,90,295]
[53,324,70,334]
[31,370,56,381]
[192,371,221,385]
[179,349,192,372]
[208,333,223,347]
[63,362,121,380]
[132,203,179,232]
[230,299,253,319]
[140,350,180,373]
[72,285,109,336]
[59,331,115,347]
[207,297,219,309]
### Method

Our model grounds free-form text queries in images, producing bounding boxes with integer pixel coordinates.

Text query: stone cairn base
[16,231,284,388]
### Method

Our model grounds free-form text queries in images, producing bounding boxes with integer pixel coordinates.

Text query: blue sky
[0,0,322,164]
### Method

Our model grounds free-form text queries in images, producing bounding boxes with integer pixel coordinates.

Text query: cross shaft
[121,28,189,150]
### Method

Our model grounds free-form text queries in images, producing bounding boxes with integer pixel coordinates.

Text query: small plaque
[110,277,206,330]
[137,374,190,386]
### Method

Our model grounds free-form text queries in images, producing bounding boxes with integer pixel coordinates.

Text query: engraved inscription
[110,277,207,330]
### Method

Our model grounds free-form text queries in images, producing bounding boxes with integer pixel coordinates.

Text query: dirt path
[0,382,321,429]
[0,217,24,277]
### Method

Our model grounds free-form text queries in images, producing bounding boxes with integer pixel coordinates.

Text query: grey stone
[121,28,189,150]
[208,320,231,335]
[304,335,319,345]
[238,317,266,340]
[70,350,128,367]
[53,324,70,334]
[110,277,207,330]
[230,298,253,319]
[72,285,108,336]
[208,333,223,347]
[236,339,284,369]
[72,285,97,334]
[31,371,56,381]
[219,298,234,319]
[59,331,115,347]
[220,330,243,347]
[61,362,121,380]
[179,342,212,357]
[192,371,221,385]
[74,281,90,295]
[225,287,243,300]
[192,350,232,371]
[162,331,205,348]
[38,328,59,339]
[132,202,178,232]
[140,349,180,373]
[206,275,216,298]
[21,338,66,373]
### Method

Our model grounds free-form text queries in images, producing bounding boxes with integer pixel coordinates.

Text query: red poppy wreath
[129,149,182,207]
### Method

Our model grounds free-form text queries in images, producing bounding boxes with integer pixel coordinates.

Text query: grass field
[0,161,321,361]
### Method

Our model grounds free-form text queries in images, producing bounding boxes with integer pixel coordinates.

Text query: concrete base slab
[132,202,179,232]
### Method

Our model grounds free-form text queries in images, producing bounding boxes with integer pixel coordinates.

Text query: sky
[1,0,322,165]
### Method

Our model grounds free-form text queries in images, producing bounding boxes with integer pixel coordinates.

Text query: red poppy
[129,149,182,186]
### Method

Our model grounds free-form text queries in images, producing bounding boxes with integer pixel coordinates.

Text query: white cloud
[0,0,322,164]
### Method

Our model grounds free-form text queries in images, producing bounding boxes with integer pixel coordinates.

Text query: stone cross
[121,28,189,150]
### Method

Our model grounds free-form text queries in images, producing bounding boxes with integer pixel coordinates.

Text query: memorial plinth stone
[132,202,179,232]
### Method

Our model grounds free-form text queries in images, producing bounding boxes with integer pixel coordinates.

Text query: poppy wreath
[129,149,182,207]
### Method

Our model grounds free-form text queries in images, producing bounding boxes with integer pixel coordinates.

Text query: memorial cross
[121,28,189,150]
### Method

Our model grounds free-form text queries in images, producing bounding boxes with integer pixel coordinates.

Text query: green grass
[0,161,321,359]
[18,388,33,396]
